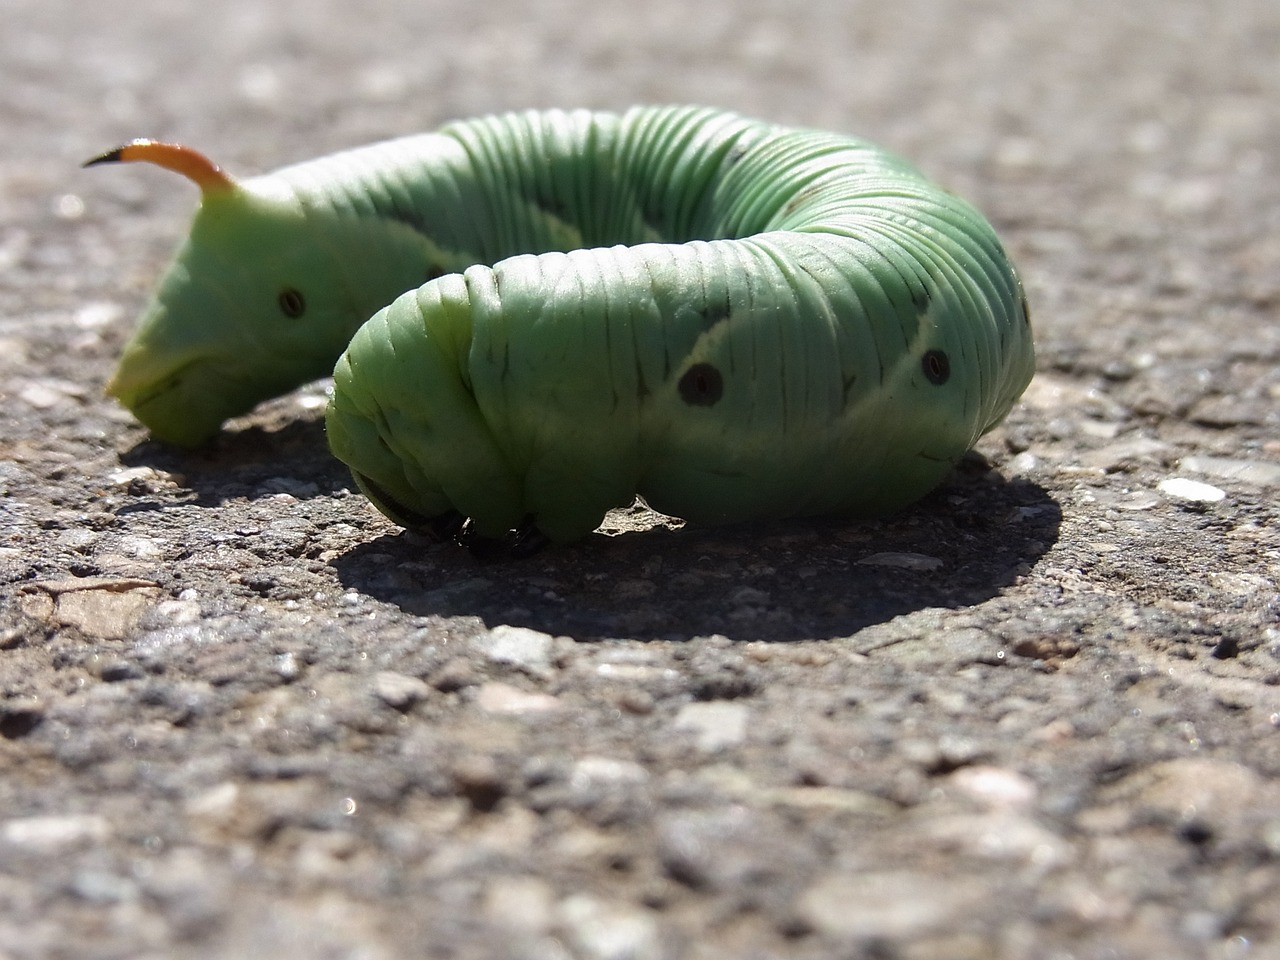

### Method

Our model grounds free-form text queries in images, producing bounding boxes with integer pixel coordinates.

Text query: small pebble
[949,765,1039,810]
[475,682,563,715]
[616,689,655,715]
[595,662,669,682]
[473,625,556,677]
[154,599,202,624]
[2,814,110,851]
[558,893,662,960]
[184,782,241,825]
[656,806,799,891]
[1207,571,1274,599]
[59,589,160,640]
[71,869,139,905]
[483,876,556,934]
[570,756,649,792]
[118,536,166,559]
[74,301,124,329]
[452,755,507,811]
[1112,491,1163,511]
[924,813,1072,867]
[97,659,144,682]
[727,585,770,605]
[672,701,749,752]
[372,671,430,710]
[56,529,99,551]
[1158,477,1226,503]
[138,847,232,938]
[428,657,479,692]
[1010,451,1039,473]
[1081,436,1171,470]
[108,466,177,488]
[1091,758,1273,847]
[1180,455,1280,488]
[18,378,86,409]
[796,871,984,941]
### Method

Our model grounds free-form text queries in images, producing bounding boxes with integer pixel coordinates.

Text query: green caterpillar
[90,106,1034,552]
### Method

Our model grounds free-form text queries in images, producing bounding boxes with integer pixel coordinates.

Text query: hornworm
[90,106,1034,550]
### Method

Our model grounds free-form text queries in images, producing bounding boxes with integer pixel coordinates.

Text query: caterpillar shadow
[330,468,1061,643]
[114,410,1061,642]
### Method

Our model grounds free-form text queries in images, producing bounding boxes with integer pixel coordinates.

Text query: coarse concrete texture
[2,1,1278,958]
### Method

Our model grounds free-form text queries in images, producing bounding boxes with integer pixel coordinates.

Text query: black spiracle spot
[678,363,724,406]
[278,288,306,318]
[922,349,950,385]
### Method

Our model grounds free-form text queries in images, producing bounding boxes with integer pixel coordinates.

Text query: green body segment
[322,107,1034,541]
[104,105,1032,539]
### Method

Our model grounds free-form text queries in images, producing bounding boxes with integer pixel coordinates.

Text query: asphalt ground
[2,0,1278,957]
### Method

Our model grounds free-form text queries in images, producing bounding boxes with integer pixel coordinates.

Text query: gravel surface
[3,1,1279,958]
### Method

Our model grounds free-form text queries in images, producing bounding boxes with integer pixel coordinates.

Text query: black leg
[508,518,551,559]
[426,509,467,542]
[462,526,511,563]
[461,515,552,562]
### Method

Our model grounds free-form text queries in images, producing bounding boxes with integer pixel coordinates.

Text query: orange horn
[83,139,236,193]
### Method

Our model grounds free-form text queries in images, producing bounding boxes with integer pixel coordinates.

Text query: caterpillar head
[87,140,424,447]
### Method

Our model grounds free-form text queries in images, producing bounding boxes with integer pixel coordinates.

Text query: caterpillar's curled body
[91,106,1034,548]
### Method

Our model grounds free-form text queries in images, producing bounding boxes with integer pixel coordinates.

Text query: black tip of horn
[83,146,128,168]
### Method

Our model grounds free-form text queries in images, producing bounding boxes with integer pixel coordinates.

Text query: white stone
[2,814,110,851]
[55,587,159,640]
[798,871,983,941]
[483,876,556,934]
[473,625,556,677]
[558,894,661,960]
[924,813,1072,868]
[474,682,563,715]
[949,765,1039,810]
[571,756,649,790]
[1158,477,1226,503]
[372,671,430,709]
[673,701,749,752]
